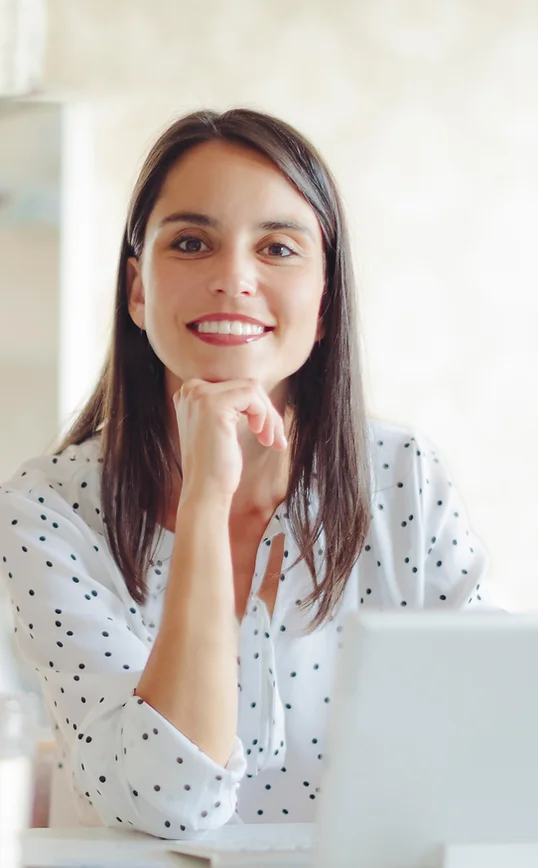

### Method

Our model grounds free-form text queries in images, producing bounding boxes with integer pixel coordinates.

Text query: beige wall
[0,102,60,481]
[2,0,537,610]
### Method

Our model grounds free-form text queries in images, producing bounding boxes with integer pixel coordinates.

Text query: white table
[22,826,310,868]
[22,827,208,868]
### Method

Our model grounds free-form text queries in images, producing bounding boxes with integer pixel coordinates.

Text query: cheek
[145,260,192,314]
[279,274,324,326]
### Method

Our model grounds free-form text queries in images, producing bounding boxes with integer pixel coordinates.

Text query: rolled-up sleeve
[0,482,246,838]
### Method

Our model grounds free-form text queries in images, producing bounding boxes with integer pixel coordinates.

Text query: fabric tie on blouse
[238,597,287,777]
[237,507,288,777]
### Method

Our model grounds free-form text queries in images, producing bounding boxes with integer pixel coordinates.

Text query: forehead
[151,140,322,234]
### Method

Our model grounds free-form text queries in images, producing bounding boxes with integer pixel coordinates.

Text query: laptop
[313,610,538,868]
[170,611,538,866]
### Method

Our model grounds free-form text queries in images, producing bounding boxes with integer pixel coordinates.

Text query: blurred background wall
[1,0,537,638]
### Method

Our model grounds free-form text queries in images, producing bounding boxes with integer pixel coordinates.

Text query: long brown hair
[58,108,372,631]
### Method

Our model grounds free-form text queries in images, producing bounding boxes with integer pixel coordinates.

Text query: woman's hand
[173,378,288,504]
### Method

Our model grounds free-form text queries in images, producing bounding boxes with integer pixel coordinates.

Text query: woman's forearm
[135,495,239,766]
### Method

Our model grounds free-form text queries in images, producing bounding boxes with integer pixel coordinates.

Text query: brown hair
[58,108,372,631]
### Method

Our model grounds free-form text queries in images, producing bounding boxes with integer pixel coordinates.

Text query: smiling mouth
[186,321,274,347]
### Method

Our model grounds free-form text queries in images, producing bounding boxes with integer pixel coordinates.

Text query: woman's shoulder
[1,436,102,487]
[0,436,104,534]
[365,416,444,494]
[366,415,423,466]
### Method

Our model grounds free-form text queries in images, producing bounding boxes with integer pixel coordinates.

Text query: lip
[187,313,275,329]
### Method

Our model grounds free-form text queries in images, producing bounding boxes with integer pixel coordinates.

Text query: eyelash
[170,236,298,258]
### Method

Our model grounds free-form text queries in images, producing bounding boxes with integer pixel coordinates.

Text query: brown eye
[172,237,209,253]
[261,242,296,258]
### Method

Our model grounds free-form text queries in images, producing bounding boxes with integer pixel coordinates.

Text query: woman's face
[127,141,326,405]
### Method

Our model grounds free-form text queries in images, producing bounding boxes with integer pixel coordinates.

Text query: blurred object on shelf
[0,0,47,98]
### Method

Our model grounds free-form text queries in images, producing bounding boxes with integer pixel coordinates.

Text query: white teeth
[194,320,266,336]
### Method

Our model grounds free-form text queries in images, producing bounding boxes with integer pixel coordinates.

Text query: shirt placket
[237,511,287,776]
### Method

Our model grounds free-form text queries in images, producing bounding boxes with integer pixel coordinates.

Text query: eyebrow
[157,211,315,240]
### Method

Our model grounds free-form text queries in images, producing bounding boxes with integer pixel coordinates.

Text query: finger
[181,379,284,449]
[211,385,269,437]
[249,381,282,447]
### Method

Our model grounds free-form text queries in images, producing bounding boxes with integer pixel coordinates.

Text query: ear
[126,257,146,330]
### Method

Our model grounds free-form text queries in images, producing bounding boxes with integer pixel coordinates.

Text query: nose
[206,246,257,297]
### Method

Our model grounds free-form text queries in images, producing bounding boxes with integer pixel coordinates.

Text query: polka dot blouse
[0,419,495,839]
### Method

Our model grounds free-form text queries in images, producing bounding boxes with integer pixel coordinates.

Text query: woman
[0,108,493,838]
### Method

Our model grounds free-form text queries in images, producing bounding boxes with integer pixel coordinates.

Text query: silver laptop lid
[314,611,538,868]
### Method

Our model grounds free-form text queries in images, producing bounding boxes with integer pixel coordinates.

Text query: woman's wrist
[176,488,233,524]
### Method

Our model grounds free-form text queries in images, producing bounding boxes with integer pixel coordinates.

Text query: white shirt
[0,418,494,838]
